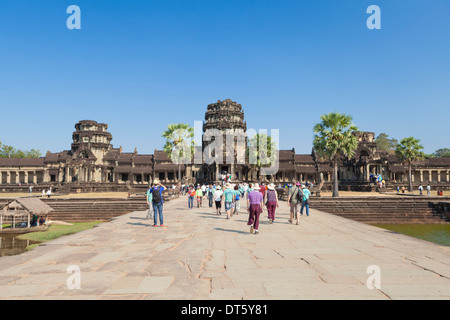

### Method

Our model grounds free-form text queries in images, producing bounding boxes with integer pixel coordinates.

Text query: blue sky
[0,0,449,155]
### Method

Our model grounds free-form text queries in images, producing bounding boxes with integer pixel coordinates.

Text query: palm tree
[395,137,425,192]
[313,112,359,197]
[246,133,277,181]
[162,123,195,186]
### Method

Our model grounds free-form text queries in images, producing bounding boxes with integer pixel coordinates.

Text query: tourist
[201,184,207,196]
[145,185,153,220]
[188,185,195,210]
[259,182,266,202]
[29,186,33,196]
[402,186,406,194]
[46,189,52,198]
[214,186,224,215]
[243,183,249,200]
[42,189,46,198]
[207,184,215,207]
[419,184,423,195]
[196,185,204,207]
[287,180,302,225]
[265,183,279,223]
[150,178,166,227]
[247,183,264,234]
[233,185,241,215]
[427,184,431,196]
[300,184,311,217]
[223,183,235,219]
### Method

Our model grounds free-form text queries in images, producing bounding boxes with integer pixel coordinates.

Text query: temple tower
[202,99,248,182]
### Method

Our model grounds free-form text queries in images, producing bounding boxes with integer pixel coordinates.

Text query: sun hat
[253,183,261,190]
[225,183,232,189]
[267,183,276,190]
[153,178,161,185]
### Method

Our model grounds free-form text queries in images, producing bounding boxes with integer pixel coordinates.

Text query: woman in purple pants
[265,183,279,223]
[247,183,264,235]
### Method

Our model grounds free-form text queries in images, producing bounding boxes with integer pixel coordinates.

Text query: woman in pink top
[265,183,279,223]
[246,183,264,234]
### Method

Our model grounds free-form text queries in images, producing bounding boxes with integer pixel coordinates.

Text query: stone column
[6,171,10,184]
[446,170,449,183]
[24,171,29,184]
[437,170,441,183]
[420,170,423,183]
[428,170,432,183]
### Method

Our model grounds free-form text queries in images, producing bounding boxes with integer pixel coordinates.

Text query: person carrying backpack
[300,184,311,217]
[145,185,153,220]
[287,180,303,225]
[150,178,166,227]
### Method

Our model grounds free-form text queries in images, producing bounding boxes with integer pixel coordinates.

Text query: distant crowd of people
[145,176,313,235]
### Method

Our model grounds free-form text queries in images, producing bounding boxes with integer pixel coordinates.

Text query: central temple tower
[201,99,248,182]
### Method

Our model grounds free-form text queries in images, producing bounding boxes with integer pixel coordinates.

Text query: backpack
[296,186,304,203]
[152,187,162,204]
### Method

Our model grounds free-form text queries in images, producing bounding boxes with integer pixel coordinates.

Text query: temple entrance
[221,166,229,174]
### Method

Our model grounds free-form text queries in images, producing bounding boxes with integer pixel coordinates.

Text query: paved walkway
[0,197,449,300]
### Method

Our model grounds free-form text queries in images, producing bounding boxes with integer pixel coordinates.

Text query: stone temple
[1,99,450,193]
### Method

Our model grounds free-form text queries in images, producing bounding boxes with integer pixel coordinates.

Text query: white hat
[253,183,261,190]
[268,183,275,190]
[225,183,232,189]
[153,178,161,185]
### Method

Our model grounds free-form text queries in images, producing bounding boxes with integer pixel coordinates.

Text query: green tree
[434,148,450,157]
[395,137,425,192]
[313,112,359,197]
[162,123,195,185]
[246,133,277,181]
[0,143,16,158]
[0,141,41,158]
[375,133,398,151]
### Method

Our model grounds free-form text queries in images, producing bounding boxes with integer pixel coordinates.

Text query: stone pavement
[0,197,449,300]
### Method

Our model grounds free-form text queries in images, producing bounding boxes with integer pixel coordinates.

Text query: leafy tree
[434,148,450,158]
[313,112,359,197]
[375,133,398,151]
[246,133,277,181]
[162,123,195,185]
[395,137,425,192]
[0,141,41,158]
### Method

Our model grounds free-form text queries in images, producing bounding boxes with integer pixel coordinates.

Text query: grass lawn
[16,221,105,250]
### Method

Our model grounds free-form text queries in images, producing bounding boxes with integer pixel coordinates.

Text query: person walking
[145,185,153,220]
[287,180,302,225]
[223,183,235,219]
[196,185,204,207]
[187,185,195,210]
[214,186,224,215]
[207,184,215,208]
[300,184,311,217]
[265,183,279,223]
[419,184,423,195]
[233,185,241,215]
[247,183,264,234]
[150,178,166,227]
[427,184,431,196]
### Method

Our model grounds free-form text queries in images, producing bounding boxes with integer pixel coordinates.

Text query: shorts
[225,201,233,211]
[290,202,300,213]
[215,201,222,209]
